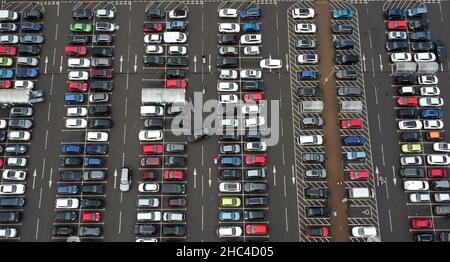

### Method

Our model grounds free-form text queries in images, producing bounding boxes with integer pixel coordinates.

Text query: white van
[348,188,374,199]
[136,211,161,222]
[140,105,164,117]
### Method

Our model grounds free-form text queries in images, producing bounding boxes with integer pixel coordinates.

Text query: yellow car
[220,197,241,207]
[401,143,422,154]
[0,57,13,67]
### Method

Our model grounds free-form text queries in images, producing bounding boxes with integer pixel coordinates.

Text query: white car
[137,211,161,222]
[219,69,238,80]
[95,22,115,32]
[240,69,262,79]
[243,46,260,56]
[7,158,27,167]
[409,193,430,203]
[241,105,260,114]
[418,75,438,85]
[144,34,162,44]
[219,94,238,104]
[86,131,108,142]
[0,119,6,129]
[391,52,412,62]
[219,23,240,33]
[388,31,407,40]
[423,120,443,130]
[7,131,31,141]
[0,227,17,238]
[217,82,238,92]
[245,117,265,127]
[240,34,261,44]
[14,80,34,89]
[17,57,38,66]
[67,58,90,68]
[420,86,440,96]
[219,8,238,18]
[96,9,115,19]
[163,32,187,43]
[136,238,158,242]
[168,46,187,55]
[68,71,89,81]
[55,198,79,209]
[297,135,323,145]
[292,8,315,19]
[260,59,282,69]
[0,35,18,44]
[295,23,316,33]
[2,170,26,181]
[245,142,267,152]
[403,180,429,191]
[139,130,164,141]
[351,227,377,238]
[398,120,423,130]
[414,52,436,62]
[0,184,25,195]
[400,156,423,166]
[67,107,87,117]
[138,183,159,193]
[168,9,187,19]
[217,226,242,237]
[145,45,164,54]
[426,154,450,165]
[65,118,87,129]
[418,97,444,107]
[219,182,242,193]
[434,193,450,203]
[433,143,450,152]
[297,54,319,64]
[221,119,239,127]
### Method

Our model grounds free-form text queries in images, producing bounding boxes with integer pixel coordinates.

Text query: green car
[70,23,92,33]
[0,57,13,67]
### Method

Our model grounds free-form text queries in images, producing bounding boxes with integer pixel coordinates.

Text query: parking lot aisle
[315,0,349,241]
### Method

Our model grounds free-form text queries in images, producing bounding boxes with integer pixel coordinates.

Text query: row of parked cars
[385,6,450,242]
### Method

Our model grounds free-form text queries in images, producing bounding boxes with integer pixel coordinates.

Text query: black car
[335,54,358,65]
[17,45,40,55]
[187,128,210,143]
[144,56,165,66]
[80,198,104,208]
[296,39,317,49]
[88,105,110,116]
[305,188,328,199]
[395,75,416,85]
[0,197,25,208]
[4,144,27,155]
[79,226,102,237]
[69,35,90,45]
[85,145,108,155]
[55,211,77,222]
[88,119,113,129]
[60,157,82,167]
[0,131,5,142]
[243,210,265,221]
[166,69,186,79]
[219,169,241,180]
[400,132,421,142]
[398,109,418,119]
[0,211,21,222]
[242,81,263,92]
[435,41,447,62]
[161,184,186,195]
[164,156,186,167]
[245,196,268,207]
[165,143,185,153]
[297,86,321,97]
[439,232,450,242]
[23,10,43,20]
[385,8,406,20]
[408,20,429,31]
[386,40,408,52]
[147,9,165,19]
[90,81,113,92]
[162,225,186,236]
[92,34,113,45]
[59,171,83,181]
[167,56,189,67]
[331,24,352,34]
[135,224,157,236]
[301,116,323,128]
[415,233,434,242]
[144,118,165,129]
[337,87,361,96]
[399,168,425,178]
[52,226,74,237]
[216,57,238,68]
[411,41,434,52]
[92,47,114,57]
[220,132,240,142]
[0,23,16,32]
[409,31,431,42]
[72,9,94,20]
[217,34,237,45]
[306,206,330,217]
[303,153,325,163]
[168,197,186,207]
[82,184,104,194]
[334,39,354,49]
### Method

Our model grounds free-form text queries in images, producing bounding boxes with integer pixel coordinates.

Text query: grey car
[79,226,102,237]
[336,69,358,80]
[10,107,33,117]
[243,182,267,192]
[165,143,186,153]
[92,34,113,45]
[8,119,33,129]
[337,87,361,96]
[303,153,325,163]
[19,34,44,44]
[220,144,241,154]
[17,57,38,67]
[301,116,323,128]
[305,169,327,179]
[82,170,106,181]
[137,197,160,208]
[167,105,185,115]
[91,58,113,68]
[219,46,239,56]
[296,39,317,49]
[0,35,18,44]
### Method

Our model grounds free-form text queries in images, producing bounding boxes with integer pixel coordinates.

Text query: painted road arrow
[114,169,117,189]
[193,168,197,189]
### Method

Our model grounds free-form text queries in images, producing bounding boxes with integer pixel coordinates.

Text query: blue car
[20,22,42,32]
[343,136,365,146]
[0,69,14,79]
[299,70,318,80]
[240,8,261,19]
[15,68,38,78]
[85,144,108,155]
[57,185,79,195]
[219,156,242,167]
[83,157,104,167]
[346,151,366,161]
[421,109,443,119]
[332,9,353,19]
[385,9,406,20]
[166,21,186,31]
[65,93,85,104]
[61,144,83,155]
[242,22,261,32]
[218,211,241,221]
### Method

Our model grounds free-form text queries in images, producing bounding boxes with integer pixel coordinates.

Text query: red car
[428,168,447,178]
[163,170,186,181]
[0,80,11,89]
[0,159,3,169]
[143,170,159,180]
[0,46,16,56]
[91,69,113,79]
[68,82,88,92]
[81,212,101,222]
[305,226,329,237]
[245,155,267,166]
[411,219,433,229]
[246,224,268,235]
[141,144,163,155]
[341,118,362,129]
[349,170,370,181]
[387,21,407,30]
[166,79,187,89]
[140,157,161,167]
[143,22,164,32]
[244,93,263,103]
[397,97,418,107]
[64,46,87,57]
